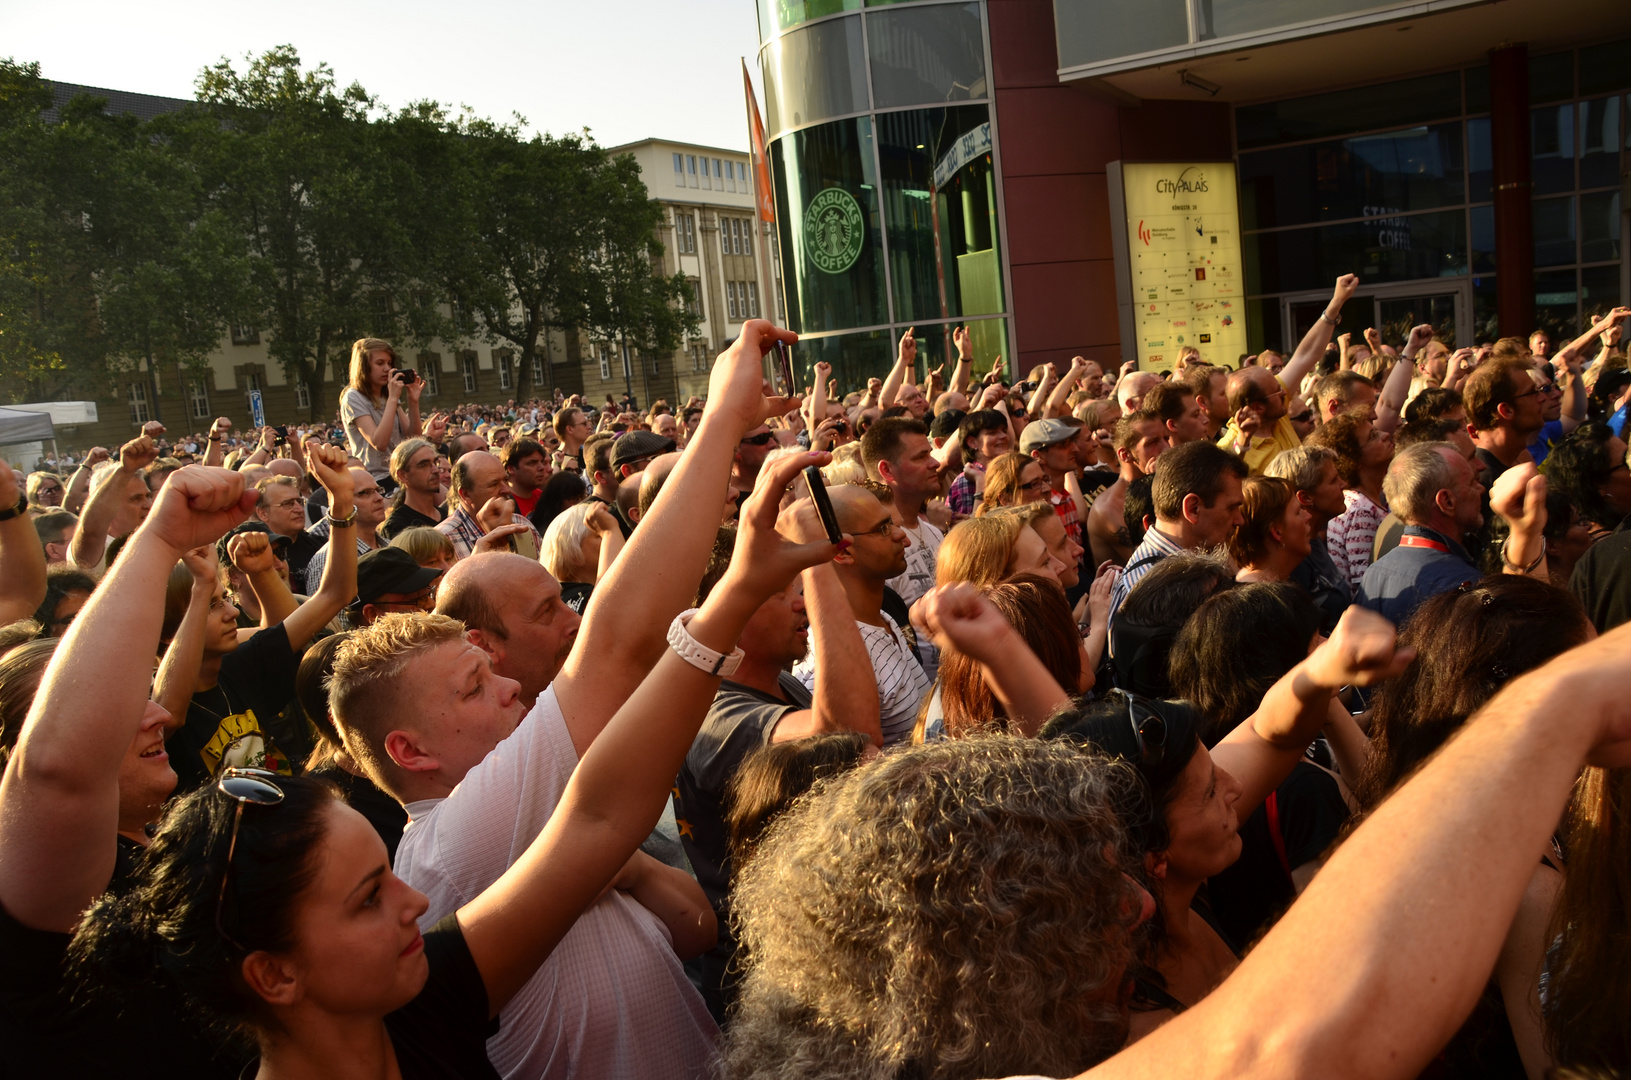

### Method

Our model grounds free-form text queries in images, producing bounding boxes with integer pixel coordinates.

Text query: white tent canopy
[0,407,55,443]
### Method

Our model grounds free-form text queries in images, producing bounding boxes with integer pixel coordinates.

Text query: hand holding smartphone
[771,341,795,399]
[802,465,844,545]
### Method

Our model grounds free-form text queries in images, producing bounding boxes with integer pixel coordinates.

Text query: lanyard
[1399,534,1449,554]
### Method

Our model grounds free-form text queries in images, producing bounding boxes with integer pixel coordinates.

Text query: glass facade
[759,0,1008,389]
[1241,46,1630,352]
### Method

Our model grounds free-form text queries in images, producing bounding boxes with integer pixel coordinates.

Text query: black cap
[217,521,293,568]
[928,408,966,440]
[610,430,676,469]
[356,547,443,605]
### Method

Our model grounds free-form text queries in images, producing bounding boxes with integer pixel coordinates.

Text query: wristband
[666,608,744,677]
[1319,310,1341,326]
[1501,539,1545,575]
[0,495,26,522]
[325,504,359,529]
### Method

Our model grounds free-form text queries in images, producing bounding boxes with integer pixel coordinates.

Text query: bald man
[1219,366,1303,475]
[434,551,581,709]
[1116,371,1161,413]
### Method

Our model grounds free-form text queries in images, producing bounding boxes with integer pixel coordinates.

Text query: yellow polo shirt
[1216,377,1302,475]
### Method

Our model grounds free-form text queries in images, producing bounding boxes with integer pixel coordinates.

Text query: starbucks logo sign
[803,187,865,274]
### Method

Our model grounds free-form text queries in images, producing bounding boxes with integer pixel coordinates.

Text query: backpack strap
[1265,790,1291,877]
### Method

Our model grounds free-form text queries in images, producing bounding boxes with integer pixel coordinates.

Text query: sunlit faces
[1124,419,1172,474]
[1189,472,1246,548]
[258,482,307,539]
[116,700,176,836]
[392,640,525,783]
[887,433,940,503]
[1005,524,1067,583]
[1305,460,1346,522]
[1031,512,1082,590]
[263,802,431,1019]
[470,559,581,702]
[204,585,243,656]
[1015,462,1051,506]
[1158,741,1244,881]
[740,579,809,668]
[1167,392,1209,445]
[367,349,396,393]
[1274,496,1314,561]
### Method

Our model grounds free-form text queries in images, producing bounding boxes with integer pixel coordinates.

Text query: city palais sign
[803,187,865,274]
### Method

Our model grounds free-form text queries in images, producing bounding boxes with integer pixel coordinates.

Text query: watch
[0,495,26,522]
[325,504,359,528]
[666,608,744,677]
[1318,310,1341,326]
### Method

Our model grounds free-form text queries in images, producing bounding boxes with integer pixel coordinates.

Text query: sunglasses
[740,431,775,446]
[1126,693,1169,772]
[215,767,285,952]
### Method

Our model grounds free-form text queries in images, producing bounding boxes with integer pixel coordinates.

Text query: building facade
[755,0,1631,380]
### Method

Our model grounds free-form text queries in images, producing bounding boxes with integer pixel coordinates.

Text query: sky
[2,0,766,150]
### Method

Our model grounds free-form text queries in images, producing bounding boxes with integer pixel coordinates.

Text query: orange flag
[743,61,777,225]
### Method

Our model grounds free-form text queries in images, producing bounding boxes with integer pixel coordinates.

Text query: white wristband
[666,608,744,678]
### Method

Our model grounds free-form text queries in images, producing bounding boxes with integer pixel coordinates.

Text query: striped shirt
[435,505,543,560]
[1327,489,1387,594]
[794,611,929,746]
[1107,526,1192,632]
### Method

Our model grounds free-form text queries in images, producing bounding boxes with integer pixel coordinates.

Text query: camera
[273,425,289,444]
[396,367,420,386]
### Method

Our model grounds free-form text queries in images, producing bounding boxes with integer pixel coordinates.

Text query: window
[498,352,513,390]
[673,152,685,187]
[687,154,698,188]
[714,159,723,189]
[417,354,441,396]
[743,280,760,318]
[531,355,544,385]
[128,382,150,425]
[461,353,477,393]
[188,379,210,420]
[675,213,697,254]
[294,381,311,411]
[243,372,262,413]
[690,342,706,372]
[650,351,660,376]
[231,325,259,345]
[597,344,611,381]
[684,278,702,317]
[725,160,736,192]
[727,281,739,320]
[721,217,732,257]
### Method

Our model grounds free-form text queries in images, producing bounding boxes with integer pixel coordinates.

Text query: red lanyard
[1398,534,1449,553]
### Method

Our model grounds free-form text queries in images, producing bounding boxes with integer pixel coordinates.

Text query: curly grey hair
[722,736,1145,1080]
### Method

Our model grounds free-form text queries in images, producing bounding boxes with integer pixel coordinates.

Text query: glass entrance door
[1280,280,1470,353]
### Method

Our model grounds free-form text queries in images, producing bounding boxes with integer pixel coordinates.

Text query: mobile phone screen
[802,465,843,545]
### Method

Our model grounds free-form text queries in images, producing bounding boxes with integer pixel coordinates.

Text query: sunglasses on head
[215,768,285,953]
[1126,693,1169,772]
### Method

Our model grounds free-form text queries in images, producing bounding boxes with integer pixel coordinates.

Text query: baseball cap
[928,408,967,440]
[216,521,293,568]
[1019,418,1076,454]
[355,547,443,606]
[610,430,677,469]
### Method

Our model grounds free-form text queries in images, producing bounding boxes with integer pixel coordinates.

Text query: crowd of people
[2,294,1631,1080]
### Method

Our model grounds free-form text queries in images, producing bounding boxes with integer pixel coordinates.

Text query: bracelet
[1501,539,1545,575]
[325,504,359,529]
[665,608,744,677]
[1319,310,1341,326]
[0,495,26,522]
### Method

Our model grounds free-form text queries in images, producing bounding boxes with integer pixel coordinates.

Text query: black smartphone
[771,341,795,398]
[396,367,420,386]
[802,464,843,545]
[273,425,288,443]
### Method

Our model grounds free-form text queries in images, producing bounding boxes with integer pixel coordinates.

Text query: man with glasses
[253,477,324,582]
[303,467,388,594]
[1464,356,1549,490]
[348,546,442,627]
[1086,409,1171,568]
[1021,418,1088,557]
[553,405,593,470]
[731,424,776,516]
[33,509,77,566]
[793,482,929,746]
[860,417,944,607]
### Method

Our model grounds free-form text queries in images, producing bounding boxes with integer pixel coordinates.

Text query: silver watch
[666,608,744,678]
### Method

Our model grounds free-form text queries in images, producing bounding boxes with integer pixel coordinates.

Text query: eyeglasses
[853,517,898,539]
[268,497,303,512]
[1126,693,1168,771]
[1512,386,1540,401]
[740,431,775,446]
[215,767,285,952]
[375,588,437,612]
[1021,476,1052,492]
[1288,411,1313,424]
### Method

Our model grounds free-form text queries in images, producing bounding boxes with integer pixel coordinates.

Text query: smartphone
[396,367,421,386]
[802,465,843,545]
[771,341,795,398]
[273,425,289,443]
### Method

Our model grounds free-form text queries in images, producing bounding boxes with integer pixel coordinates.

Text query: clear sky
[2,0,766,151]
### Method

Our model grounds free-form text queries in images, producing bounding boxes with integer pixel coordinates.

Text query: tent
[0,407,55,444]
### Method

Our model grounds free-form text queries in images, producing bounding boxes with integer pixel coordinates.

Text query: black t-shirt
[378,915,500,1080]
[1078,468,1119,510]
[313,764,410,864]
[380,500,447,542]
[172,624,304,793]
[1571,521,1631,634]
[1,891,250,1079]
[1205,761,1349,947]
[283,530,325,582]
[559,581,594,615]
[676,672,811,1022]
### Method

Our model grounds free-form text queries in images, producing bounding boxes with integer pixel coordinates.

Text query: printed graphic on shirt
[200,708,292,777]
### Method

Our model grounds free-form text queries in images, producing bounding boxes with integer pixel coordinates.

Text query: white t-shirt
[794,612,930,746]
[393,686,719,1080]
[340,387,410,482]
[885,517,944,607]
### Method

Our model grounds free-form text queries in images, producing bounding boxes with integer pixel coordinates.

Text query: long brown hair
[347,337,397,404]
[975,452,1038,516]
[937,573,1081,738]
[1545,767,1631,1073]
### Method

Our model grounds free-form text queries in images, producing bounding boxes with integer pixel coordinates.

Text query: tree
[177,46,451,421]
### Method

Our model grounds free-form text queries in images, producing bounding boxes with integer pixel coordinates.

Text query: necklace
[189,682,240,723]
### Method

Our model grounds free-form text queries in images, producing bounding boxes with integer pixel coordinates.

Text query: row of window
[722,216,756,258]
[673,152,750,193]
[727,281,762,321]
[592,343,661,381]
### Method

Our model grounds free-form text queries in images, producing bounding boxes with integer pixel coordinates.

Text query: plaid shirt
[435,505,543,559]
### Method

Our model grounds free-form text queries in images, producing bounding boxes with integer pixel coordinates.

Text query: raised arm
[201,419,231,468]
[1281,274,1360,392]
[153,545,218,732]
[351,373,407,453]
[587,503,625,582]
[916,582,1072,737]
[1490,463,1549,582]
[769,504,882,746]
[1213,606,1410,818]
[1374,324,1430,434]
[71,433,158,571]
[1045,358,1087,419]
[278,442,358,651]
[0,468,254,932]
[950,325,974,395]
[880,329,914,409]
[63,447,108,514]
[1027,364,1058,419]
[456,450,836,1015]
[0,468,47,625]
[1091,621,1631,1080]
[555,319,802,758]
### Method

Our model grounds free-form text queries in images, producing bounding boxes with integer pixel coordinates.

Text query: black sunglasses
[1126,693,1169,772]
[215,767,285,952]
[740,431,775,446]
